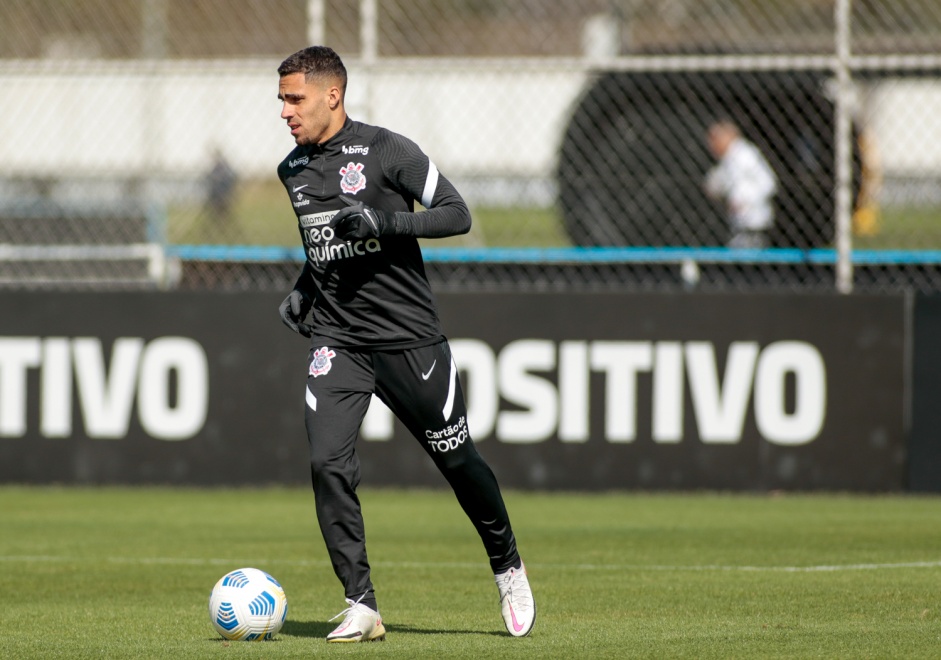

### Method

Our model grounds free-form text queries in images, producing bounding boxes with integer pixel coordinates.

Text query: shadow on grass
[282,619,505,638]
[281,620,335,638]
[387,624,505,638]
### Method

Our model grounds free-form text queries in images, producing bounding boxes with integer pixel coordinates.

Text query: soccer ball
[208,568,288,641]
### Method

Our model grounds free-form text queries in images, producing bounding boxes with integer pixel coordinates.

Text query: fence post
[359,0,378,124]
[834,0,854,293]
[306,0,325,46]
[360,0,378,63]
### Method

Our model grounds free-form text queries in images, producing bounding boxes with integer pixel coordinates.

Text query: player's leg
[374,340,535,636]
[303,345,385,641]
[375,340,518,570]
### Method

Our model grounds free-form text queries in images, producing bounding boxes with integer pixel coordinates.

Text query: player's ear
[327,85,342,110]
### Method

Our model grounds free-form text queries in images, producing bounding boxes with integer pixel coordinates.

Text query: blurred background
[1,0,940,292]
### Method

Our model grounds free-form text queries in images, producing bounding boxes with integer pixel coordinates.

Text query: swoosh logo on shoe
[421,359,437,380]
[509,604,525,633]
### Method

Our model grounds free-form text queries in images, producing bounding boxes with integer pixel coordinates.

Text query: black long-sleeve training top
[277,117,470,349]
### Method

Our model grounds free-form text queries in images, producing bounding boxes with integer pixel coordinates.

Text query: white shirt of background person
[704,121,778,248]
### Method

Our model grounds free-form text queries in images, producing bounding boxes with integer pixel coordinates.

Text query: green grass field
[167,180,568,248]
[2,487,941,659]
[167,177,941,250]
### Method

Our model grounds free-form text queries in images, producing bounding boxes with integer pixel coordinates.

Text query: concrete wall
[1,60,936,195]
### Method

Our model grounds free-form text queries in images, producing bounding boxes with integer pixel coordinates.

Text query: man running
[275,45,535,642]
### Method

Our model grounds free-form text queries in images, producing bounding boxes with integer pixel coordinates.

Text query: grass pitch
[2,487,940,659]
[168,176,941,250]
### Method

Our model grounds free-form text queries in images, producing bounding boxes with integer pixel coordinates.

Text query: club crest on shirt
[339,162,366,195]
[309,346,337,378]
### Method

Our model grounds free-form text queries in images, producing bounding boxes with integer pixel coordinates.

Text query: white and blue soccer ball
[208,568,288,641]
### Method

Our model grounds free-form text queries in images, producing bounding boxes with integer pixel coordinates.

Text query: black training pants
[303,338,519,603]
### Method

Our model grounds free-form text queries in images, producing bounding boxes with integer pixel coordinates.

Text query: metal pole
[361,0,378,63]
[834,0,854,293]
[140,0,167,199]
[359,0,378,123]
[141,0,168,59]
[307,0,325,46]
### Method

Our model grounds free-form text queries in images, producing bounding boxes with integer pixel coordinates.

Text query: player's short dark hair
[278,46,347,95]
[708,118,739,134]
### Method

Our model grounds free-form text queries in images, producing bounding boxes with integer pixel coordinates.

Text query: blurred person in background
[204,146,237,229]
[274,45,535,643]
[704,120,778,248]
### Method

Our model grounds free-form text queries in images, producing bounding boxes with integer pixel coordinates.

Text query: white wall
[0,60,937,190]
[866,79,941,175]
[0,60,587,182]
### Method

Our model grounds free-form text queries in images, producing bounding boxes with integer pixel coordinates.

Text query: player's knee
[308,453,329,475]
[308,448,347,477]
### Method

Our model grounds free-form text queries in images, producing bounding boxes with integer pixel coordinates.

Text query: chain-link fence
[1,0,940,292]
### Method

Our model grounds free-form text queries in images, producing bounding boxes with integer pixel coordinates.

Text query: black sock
[493,555,523,574]
[357,591,379,612]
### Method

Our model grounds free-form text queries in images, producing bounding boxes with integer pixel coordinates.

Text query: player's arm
[278,262,315,337]
[389,172,471,238]
[330,129,471,241]
[277,153,316,336]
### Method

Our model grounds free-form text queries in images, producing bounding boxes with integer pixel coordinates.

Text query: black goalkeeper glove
[330,195,395,240]
[278,289,313,337]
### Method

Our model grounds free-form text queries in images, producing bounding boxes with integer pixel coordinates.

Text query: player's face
[278,72,341,146]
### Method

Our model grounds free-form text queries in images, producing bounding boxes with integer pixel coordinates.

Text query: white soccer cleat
[495,563,536,637]
[326,599,386,643]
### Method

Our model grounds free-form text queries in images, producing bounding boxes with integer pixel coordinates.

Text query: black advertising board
[909,294,941,492]
[376,292,908,491]
[0,292,311,486]
[0,291,908,491]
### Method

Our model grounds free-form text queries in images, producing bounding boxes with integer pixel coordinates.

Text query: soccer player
[275,46,535,642]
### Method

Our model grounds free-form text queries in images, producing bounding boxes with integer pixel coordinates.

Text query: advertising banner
[0,291,907,490]
[909,294,941,492]
[0,292,311,486]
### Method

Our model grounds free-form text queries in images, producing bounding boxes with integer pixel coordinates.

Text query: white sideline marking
[1,555,940,573]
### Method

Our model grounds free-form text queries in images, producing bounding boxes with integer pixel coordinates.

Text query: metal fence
[1,0,941,292]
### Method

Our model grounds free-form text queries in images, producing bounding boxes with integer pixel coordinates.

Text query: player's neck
[318,112,349,147]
